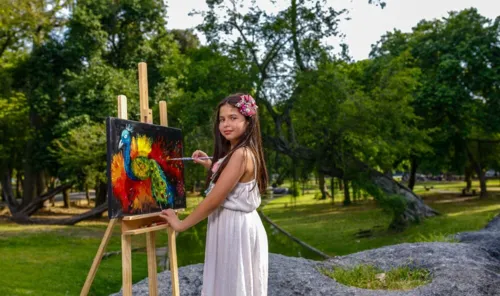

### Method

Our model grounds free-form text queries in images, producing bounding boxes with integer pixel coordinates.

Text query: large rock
[455,214,500,260]
[111,215,500,296]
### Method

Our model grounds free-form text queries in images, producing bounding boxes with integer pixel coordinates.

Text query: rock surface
[111,215,500,296]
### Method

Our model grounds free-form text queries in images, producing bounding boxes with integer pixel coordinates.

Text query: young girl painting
[160,93,269,296]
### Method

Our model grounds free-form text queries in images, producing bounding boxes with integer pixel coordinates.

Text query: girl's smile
[219,104,249,147]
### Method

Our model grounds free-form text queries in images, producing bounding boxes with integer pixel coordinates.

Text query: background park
[1,0,499,295]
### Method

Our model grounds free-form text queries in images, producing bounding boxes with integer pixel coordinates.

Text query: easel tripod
[80,62,180,296]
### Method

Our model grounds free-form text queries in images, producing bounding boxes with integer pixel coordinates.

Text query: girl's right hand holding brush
[192,150,212,169]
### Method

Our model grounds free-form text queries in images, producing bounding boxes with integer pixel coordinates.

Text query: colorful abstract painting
[106,117,186,218]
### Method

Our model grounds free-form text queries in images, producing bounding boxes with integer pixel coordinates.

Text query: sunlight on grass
[446,204,500,217]
[321,264,431,290]
[0,223,67,232]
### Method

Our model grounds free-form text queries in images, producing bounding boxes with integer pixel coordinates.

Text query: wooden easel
[80,62,180,296]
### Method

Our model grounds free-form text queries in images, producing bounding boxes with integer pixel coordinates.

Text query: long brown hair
[206,93,268,193]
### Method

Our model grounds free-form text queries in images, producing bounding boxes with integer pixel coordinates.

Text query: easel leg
[146,232,158,296]
[122,234,132,296]
[168,227,180,296]
[80,218,118,296]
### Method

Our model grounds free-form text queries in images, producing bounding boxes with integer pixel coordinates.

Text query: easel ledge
[80,62,180,296]
[122,212,166,235]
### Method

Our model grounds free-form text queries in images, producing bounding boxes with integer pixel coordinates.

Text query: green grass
[263,180,500,256]
[321,264,431,290]
[0,196,207,296]
[1,180,499,295]
[0,194,323,295]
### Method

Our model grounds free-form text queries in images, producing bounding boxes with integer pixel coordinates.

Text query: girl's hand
[192,150,212,169]
[160,209,185,232]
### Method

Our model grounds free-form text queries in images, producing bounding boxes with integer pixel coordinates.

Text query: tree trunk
[318,171,326,199]
[36,171,47,196]
[408,156,418,190]
[2,170,19,213]
[465,165,472,191]
[352,182,357,203]
[364,163,439,226]
[355,183,361,201]
[477,171,487,198]
[22,166,36,207]
[318,160,439,228]
[85,184,90,205]
[467,146,487,198]
[330,177,335,204]
[63,188,70,208]
[11,203,108,225]
[12,183,72,217]
[15,172,22,199]
[343,178,351,206]
[264,138,439,229]
[95,181,107,209]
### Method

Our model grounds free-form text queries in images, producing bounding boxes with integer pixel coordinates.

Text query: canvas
[106,117,186,218]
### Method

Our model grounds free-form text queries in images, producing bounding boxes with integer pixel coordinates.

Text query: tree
[2,0,189,222]
[0,0,70,58]
[168,45,254,192]
[52,122,107,206]
[196,0,437,228]
[0,0,72,213]
[170,29,201,54]
[371,8,500,197]
[0,81,30,213]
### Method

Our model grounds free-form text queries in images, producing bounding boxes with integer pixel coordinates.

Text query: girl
[160,93,269,296]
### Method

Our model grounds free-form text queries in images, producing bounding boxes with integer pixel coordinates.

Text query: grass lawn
[1,179,499,295]
[0,192,321,295]
[262,180,500,256]
[0,195,207,296]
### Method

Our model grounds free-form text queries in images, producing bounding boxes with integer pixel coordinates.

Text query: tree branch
[291,0,306,71]
[467,138,500,144]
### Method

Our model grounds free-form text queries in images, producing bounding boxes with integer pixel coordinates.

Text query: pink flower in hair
[235,94,258,117]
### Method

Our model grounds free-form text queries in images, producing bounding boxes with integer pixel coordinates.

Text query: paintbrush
[166,156,213,161]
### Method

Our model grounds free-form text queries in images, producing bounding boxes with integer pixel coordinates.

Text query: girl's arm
[161,148,247,231]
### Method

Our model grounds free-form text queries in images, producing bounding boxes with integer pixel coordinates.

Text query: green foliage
[63,59,139,121]
[321,264,430,290]
[294,54,430,176]
[50,122,107,188]
[0,0,498,231]
[0,90,30,171]
[371,8,500,175]
[167,45,254,191]
[0,0,70,57]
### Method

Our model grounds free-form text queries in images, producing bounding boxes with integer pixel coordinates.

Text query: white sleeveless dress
[202,154,268,296]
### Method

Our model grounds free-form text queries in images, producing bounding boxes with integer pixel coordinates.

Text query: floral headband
[235,94,258,117]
